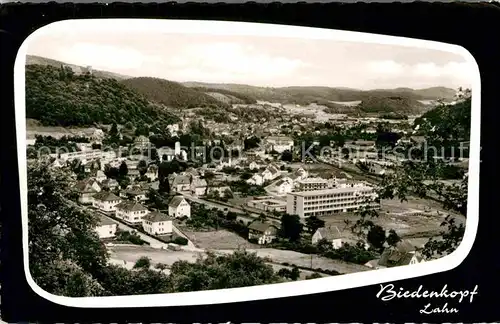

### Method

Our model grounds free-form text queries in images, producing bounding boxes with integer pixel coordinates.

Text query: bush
[305,273,323,280]
[133,256,151,269]
[173,236,188,245]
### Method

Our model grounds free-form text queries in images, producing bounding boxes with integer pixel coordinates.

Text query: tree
[289,266,301,281]
[133,256,152,269]
[386,229,401,247]
[281,150,293,162]
[119,161,128,177]
[305,216,325,234]
[167,250,282,292]
[367,225,386,251]
[138,159,148,176]
[280,214,303,242]
[155,263,168,271]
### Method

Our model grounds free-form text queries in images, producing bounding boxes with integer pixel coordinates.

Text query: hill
[25,64,180,127]
[183,82,457,114]
[357,96,426,114]
[26,55,131,80]
[121,77,230,109]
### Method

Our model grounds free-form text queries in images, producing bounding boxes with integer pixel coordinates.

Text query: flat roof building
[286,186,378,218]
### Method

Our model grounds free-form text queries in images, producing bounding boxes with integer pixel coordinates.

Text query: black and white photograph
[20,19,475,299]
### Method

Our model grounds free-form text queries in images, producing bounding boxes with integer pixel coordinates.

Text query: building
[291,167,308,181]
[286,185,378,218]
[169,174,191,193]
[58,149,116,163]
[101,178,119,190]
[247,221,279,245]
[142,211,173,235]
[145,165,158,181]
[95,214,117,239]
[92,191,122,213]
[158,147,177,162]
[275,177,294,195]
[296,177,329,191]
[134,135,150,149]
[312,226,359,249]
[262,165,281,181]
[168,196,191,218]
[247,173,264,186]
[95,170,107,182]
[115,201,149,224]
[73,179,101,204]
[265,136,294,153]
[247,198,287,213]
[122,188,147,202]
[369,241,425,269]
[191,178,208,196]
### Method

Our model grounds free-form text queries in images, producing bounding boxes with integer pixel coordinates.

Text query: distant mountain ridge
[26,55,132,80]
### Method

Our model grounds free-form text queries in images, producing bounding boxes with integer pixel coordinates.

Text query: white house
[248,221,279,245]
[265,136,294,153]
[96,170,107,182]
[248,161,261,170]
[372,240,425,269]
[275,177,293,195]
[247,173,264,186]
[92,191,122,213]
[74,179,101,204]
[115,201,149,224]
[191,178,208,197]
[262,165,281,181]
[142,211,173,235]
[95,214,117,239]
[145,165,158,181]
[312,226,360,249]
[168,196,191,218]
[169,174,191,193]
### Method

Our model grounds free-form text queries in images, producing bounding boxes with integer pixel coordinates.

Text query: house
[95,214,117,239]
[312,226,359,249]
[123,188,147,202]
[262,165,281,181]
[248,161,261,170]
[134,135,150,149]
[248,221,279,245]
[50,158,65,169]
[265,136,294,153]
[247,198,287,212]
[145,165,158,181]
[247,173,264,186]
[115,201,149,224]
[371,240,425,269]
[168,196,191,219]
[73,178,101,204]
[101,178,119,190]
[96,170,107,182]
[275,177,293,195]
[191,178,208,196]
[169,175,191,193]
[142,211,173,235]
[291,167,308,181]
[92,191,122,213]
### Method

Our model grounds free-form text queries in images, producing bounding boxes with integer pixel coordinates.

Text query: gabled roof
[315,226,347,240]
[171,175,190,186]
[169,196,187,208]
[97,214,117,226]
[115,201,148,212]
[248,221,278,233]
[93,191,121,202]
[378,250,417,267]
[143,211,171,223]
[192,178,207,188]
[74,178,99,193]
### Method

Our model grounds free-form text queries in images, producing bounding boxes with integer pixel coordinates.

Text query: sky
[25,21,474,90]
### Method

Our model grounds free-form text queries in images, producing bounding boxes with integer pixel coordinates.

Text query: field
[319,196,465,246]
[107,245,372,275]
[182,229,259,250]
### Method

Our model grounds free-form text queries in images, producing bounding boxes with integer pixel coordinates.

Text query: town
[26,84,469,282]
[24,33,471,296]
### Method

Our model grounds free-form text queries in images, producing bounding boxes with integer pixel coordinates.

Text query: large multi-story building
[286,185,378,218]
[295,177,329,191]
[58,149,116,162]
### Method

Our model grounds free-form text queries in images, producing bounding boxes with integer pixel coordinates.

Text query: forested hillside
[25,65,180,127]
[121,77,230,109]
